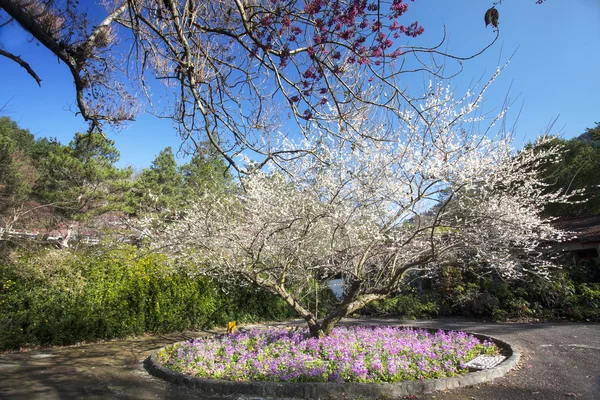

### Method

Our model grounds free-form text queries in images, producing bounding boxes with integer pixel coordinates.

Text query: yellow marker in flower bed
[227,321,237,334]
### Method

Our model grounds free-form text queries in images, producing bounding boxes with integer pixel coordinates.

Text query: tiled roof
[553,215,600,243]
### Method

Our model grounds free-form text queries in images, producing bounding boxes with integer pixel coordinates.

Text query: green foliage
[532,135,600,217]
[1,118,235,244]
[357,261,600,323]
[0,117,37,156]
[0,245,295,350]
[180,145,234,196]
[432,263,600,322]
[582,122,600,142]
[0,140,35,216]
[0,118,133,239]
[0,117,61,165]
[361,293,439,320]
[35,132,133,220]
[128,144,234,217]
[204,284,297,326]
[128,147,184,216]
[0,119,39,229]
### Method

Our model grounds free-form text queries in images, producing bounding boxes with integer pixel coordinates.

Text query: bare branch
[0,48,41,85]
[0,0,132,132]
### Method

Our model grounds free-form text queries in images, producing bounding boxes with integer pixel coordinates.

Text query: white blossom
[149,76,573,337]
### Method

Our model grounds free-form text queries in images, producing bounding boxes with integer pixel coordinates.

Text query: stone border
[144,327,520,399]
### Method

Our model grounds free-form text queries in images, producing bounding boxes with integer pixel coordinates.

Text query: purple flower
[162,326,499,384]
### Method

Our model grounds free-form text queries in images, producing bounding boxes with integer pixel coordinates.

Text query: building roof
[553,215,600,243]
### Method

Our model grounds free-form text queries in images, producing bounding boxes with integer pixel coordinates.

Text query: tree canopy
[530,128,600,218]
[0,0,542,171]
[0,117,234,244]
[0,1,564,334]
[0,133,37,235]
[151,77,573,337]
[35,132,134,221]
[0,118,48,236]
[128,147,183,216]
[180,144,233,196]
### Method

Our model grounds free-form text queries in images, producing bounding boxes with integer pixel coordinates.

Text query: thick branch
[251,274,322,336]
[0,0,128,130]
[321,292,385,336]
[0,0,77,66]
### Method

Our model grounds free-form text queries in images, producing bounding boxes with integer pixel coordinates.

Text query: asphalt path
[0,318,598,400]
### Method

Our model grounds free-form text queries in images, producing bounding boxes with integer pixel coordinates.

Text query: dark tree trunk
[251,275,386,338]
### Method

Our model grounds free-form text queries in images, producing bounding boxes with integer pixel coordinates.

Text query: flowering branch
[149,70,575,337]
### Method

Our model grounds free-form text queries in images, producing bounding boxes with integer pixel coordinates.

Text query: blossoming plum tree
[151,72,572,338]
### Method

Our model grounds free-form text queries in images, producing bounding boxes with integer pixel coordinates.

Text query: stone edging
[144,327,520,399]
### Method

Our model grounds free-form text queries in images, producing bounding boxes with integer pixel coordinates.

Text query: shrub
[361,294,439,319]
[0,245,296,350]
[358,260,600,322]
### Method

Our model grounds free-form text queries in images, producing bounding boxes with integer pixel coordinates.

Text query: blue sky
[1,0,599,169]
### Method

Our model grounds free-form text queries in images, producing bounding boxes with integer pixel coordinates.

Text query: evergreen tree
[128,147,183,216]
[0,118,40,235]
[0,137,38,235]
[532,135,600,217]
[179,143,233,196]
[35,132,133,221]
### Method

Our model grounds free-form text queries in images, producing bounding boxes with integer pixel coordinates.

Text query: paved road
[0,318,598,400]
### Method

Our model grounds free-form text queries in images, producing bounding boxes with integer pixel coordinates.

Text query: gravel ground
[0,318,598,400]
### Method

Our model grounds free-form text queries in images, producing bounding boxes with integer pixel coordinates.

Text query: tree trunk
[308,323,325,339]
[252,275,324,337]
[251,275,384,338]
[60,226,74,248]
[320,293,385,336]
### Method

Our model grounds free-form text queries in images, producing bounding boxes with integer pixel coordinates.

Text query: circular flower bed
[157,326,498,383]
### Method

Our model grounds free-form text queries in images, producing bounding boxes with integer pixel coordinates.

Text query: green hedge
[0,245,296,350]
[433,266,600,322]
[360,294,439,320]
[359,263,600,322]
